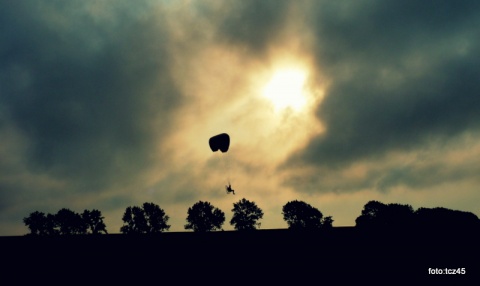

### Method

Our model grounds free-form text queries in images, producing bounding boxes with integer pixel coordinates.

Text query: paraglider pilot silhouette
[225,183,235,195]
[209,133,235,195]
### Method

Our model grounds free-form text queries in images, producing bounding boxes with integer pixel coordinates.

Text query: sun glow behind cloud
[263,68,308,112]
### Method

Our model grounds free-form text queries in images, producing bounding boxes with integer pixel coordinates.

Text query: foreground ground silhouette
[2,227,478,284]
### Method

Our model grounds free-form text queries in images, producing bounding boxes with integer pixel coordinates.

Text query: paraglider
[209,133,230,153]
[209,133,235,194]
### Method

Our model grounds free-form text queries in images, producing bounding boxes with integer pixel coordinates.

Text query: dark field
[2,227,478,284]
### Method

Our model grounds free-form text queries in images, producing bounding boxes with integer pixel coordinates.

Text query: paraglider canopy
[209,133,230,153]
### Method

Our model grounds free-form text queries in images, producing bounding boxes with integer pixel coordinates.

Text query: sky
[1,0,480,235]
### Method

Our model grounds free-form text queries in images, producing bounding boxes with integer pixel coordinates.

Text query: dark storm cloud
[214,0,292,53]
[375,160,480,192]
[287,0,480,169]
[0,1,182,191]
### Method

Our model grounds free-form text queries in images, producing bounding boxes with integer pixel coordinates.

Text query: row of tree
[23,209,108,236]
[23,199,332,235]
[23,199,479,236]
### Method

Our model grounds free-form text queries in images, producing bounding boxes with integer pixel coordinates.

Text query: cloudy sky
[1,0,480,235]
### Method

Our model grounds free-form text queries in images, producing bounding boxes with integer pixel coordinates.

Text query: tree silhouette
[385,203,415,228]
[415,207,480,230]
[44,213,59,235]
[55,208,87,235]
[185,201,225,232]
[143,202,171,233]
[82,209,108,234]
[121,206,147,234]
[120,202,170,234]
[24,211,59,236]
[230,198,264,231]
[282,200,326,230]
[355,200,414,229]
[23,211,49,236]
[321,216,334,229]
[355,200,387,228]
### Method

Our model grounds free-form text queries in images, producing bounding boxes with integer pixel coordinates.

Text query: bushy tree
[355,200,480,230]
[82,209,108,234]
[143,202,171,233]
[185,201,225,232]
[415,207,480,229]
[282,200,325,230]
[230,198,264,231]
[120,202,170,234]
[321,216,334,229]
[121,206,146,234]
[23,211,49,236]
[55,208,87,235]
[355,200,387,228]
[355,200,414,229]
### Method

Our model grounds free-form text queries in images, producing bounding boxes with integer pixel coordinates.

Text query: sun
[262,69,308,112]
